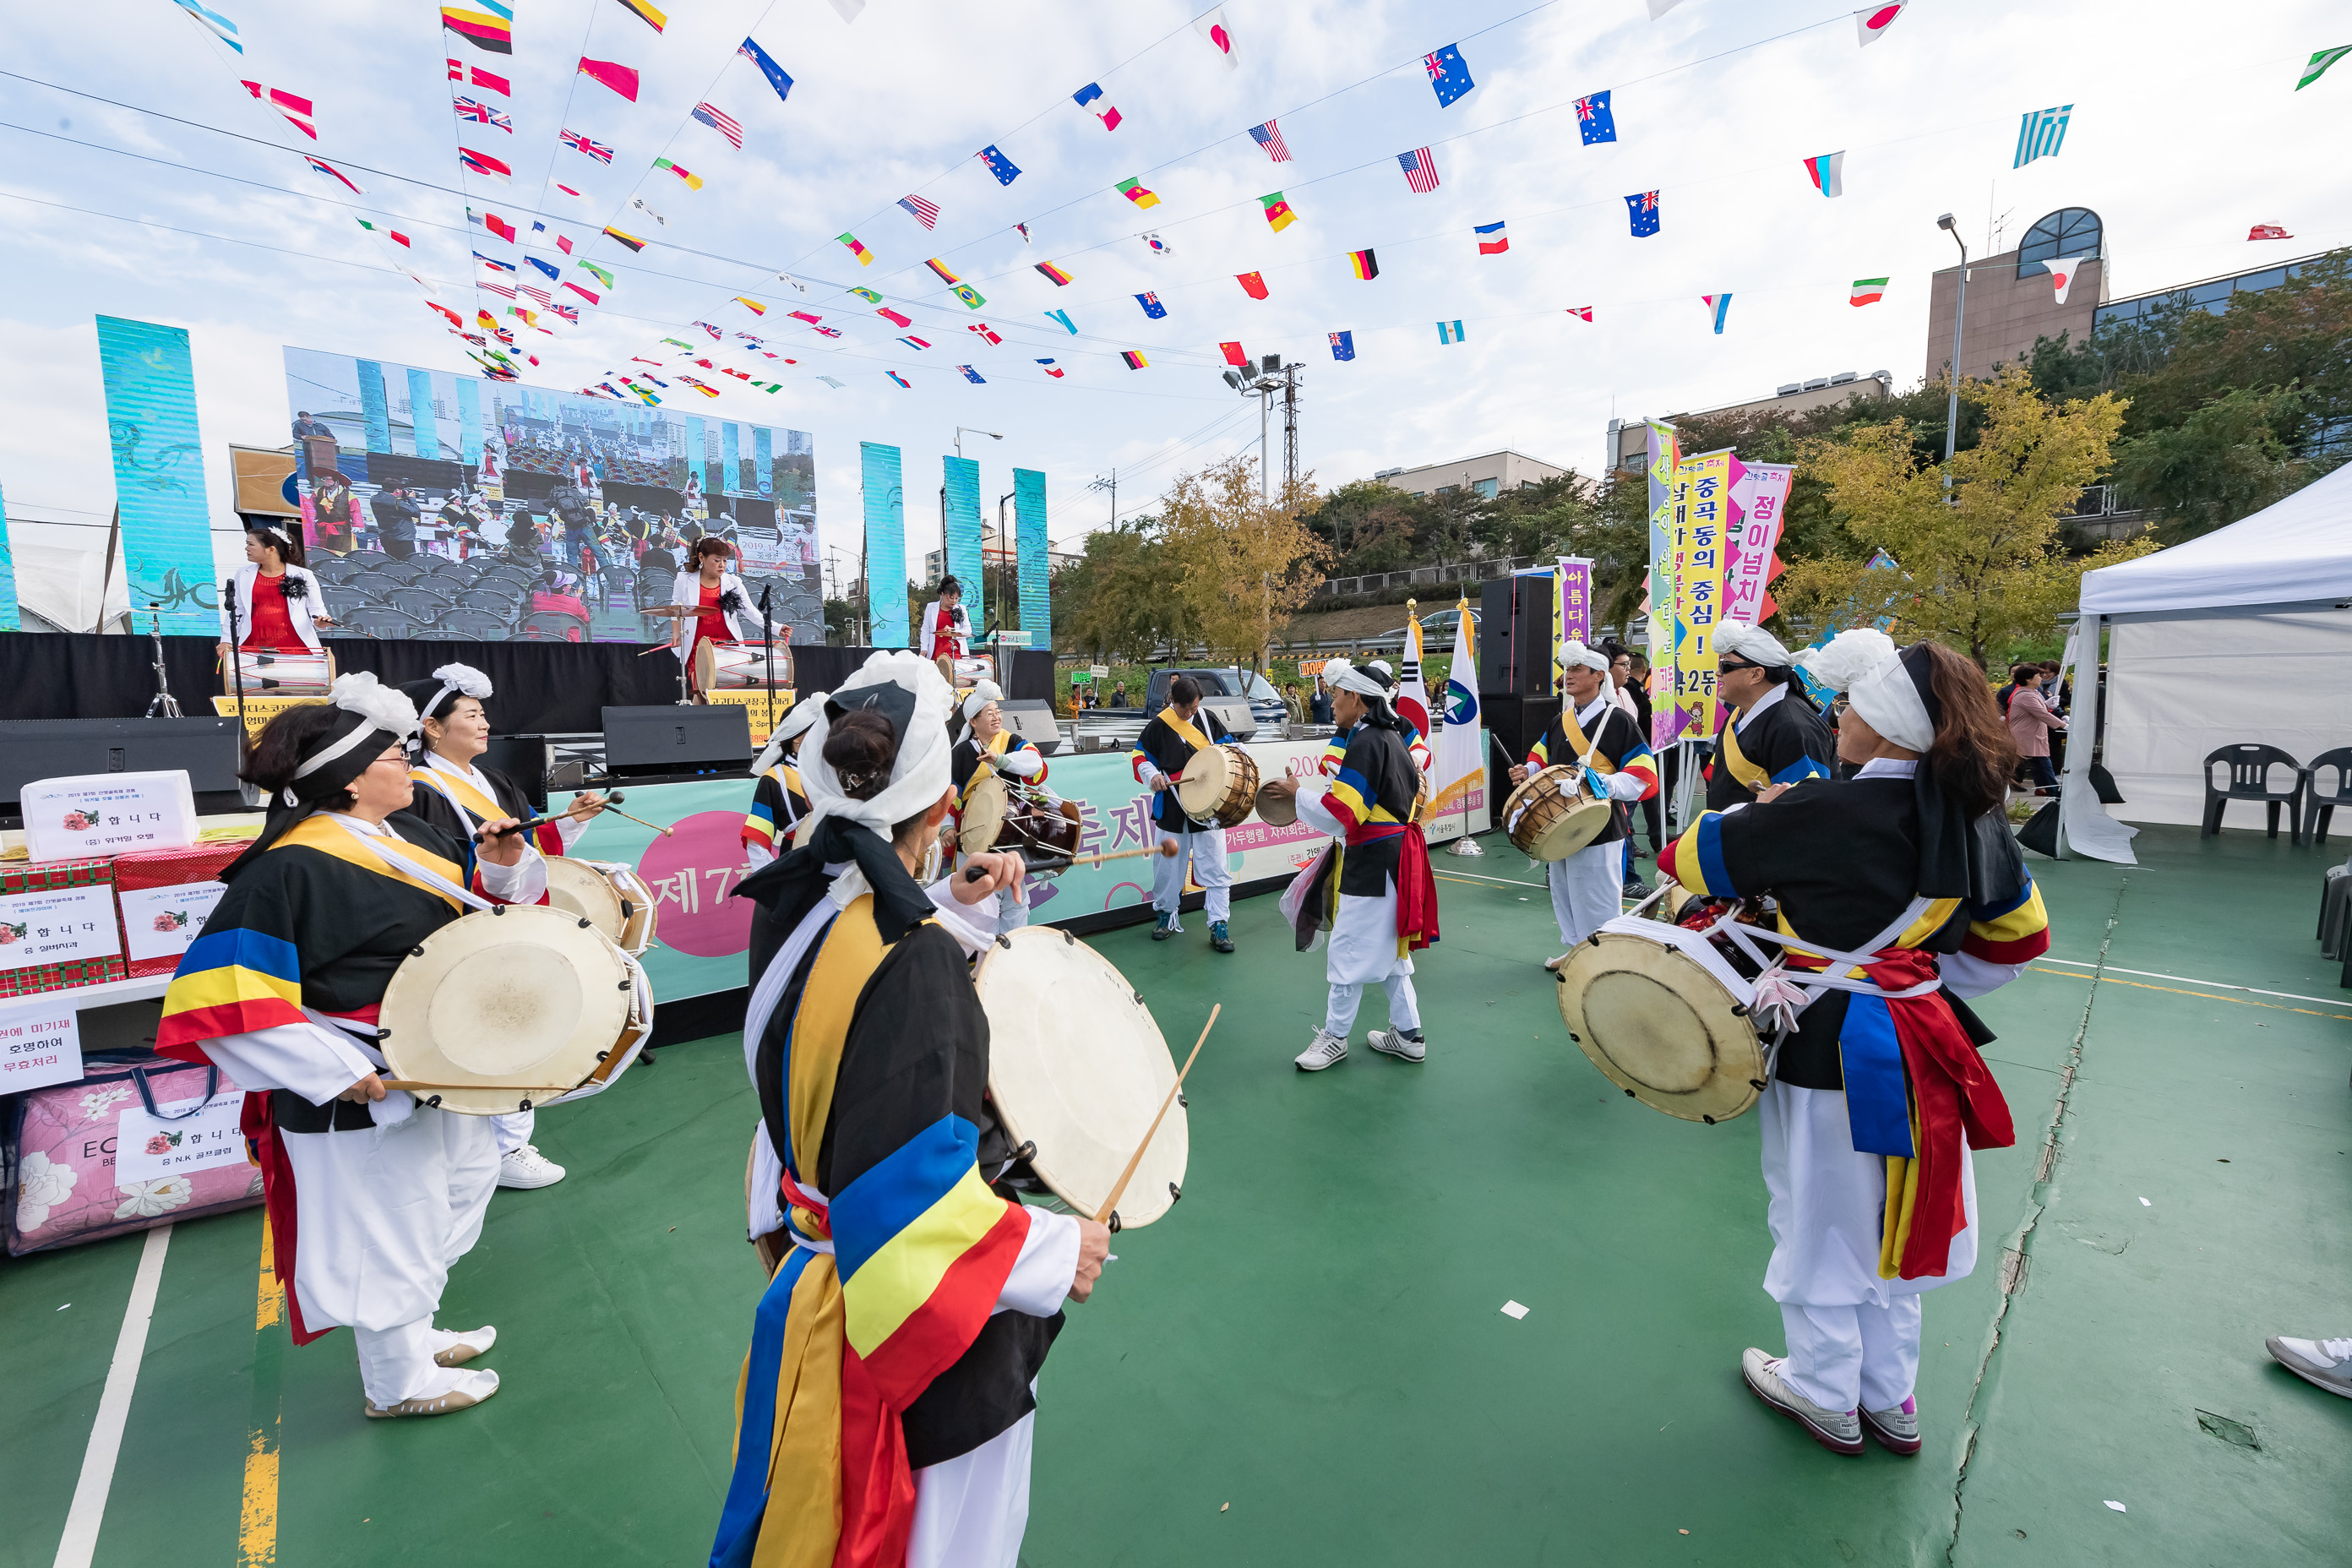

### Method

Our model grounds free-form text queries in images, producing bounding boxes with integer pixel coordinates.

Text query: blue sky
[2,0,2345,584]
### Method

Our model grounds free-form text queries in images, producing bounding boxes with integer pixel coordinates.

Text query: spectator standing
[2006,664,2066,795]
[1284,680,1309,727]
[1310,676,1334,726]
[531,571,592,640]
[369,483,421,560]
[1111,681,1129,708]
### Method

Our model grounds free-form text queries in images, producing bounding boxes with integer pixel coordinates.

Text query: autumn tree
[1159,456,1328,664]
[1778,365,2151,667]
[1054,517,1182,661]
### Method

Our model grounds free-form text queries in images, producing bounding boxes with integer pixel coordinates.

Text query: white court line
[2036,956,2350,1010]
[1432,865,1548,888]
[52,1223,172,1568]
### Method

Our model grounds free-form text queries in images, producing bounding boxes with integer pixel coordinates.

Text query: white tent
[2057,464,2352,863]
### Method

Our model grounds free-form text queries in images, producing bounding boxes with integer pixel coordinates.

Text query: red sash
[1864,947,2016,1278]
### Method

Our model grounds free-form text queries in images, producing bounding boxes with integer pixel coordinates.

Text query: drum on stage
[543,857,657,957]
[1175,743,1260,830]
[1501,765,1613,861]
[1554,912,1767,1125]
[694,640,792,690]
[975,926,1186,1228]
[934,653,997,690]
[377,902,653,1114]
[229,648,335,695]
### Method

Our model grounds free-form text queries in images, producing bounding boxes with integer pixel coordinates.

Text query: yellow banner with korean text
[213,694,327,741]
[1671,449,1734,741]
[699,688,795,748]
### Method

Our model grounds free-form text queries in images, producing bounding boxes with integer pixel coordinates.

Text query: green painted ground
[5,825,2347,1566]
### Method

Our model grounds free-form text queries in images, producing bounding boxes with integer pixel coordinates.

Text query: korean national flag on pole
[1423,44,1475,107]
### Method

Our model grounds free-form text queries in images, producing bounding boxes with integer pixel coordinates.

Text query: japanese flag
[1194,6,1236,69]
[2046,256,2086,304]
[1854,3,1906,46]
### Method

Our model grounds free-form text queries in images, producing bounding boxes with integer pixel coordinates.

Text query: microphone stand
[760,580,776,741]
[223,578,248,731]
[143,602,182,718]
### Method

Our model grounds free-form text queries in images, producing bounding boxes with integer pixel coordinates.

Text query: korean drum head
[1555,919,1767,1124]
[975,926,1187,1228]
[959,775,1010,854]
[1173,745,1231,821]
[378,903,641,1115]
[1502,765,1613,861]
[543,857,657,957]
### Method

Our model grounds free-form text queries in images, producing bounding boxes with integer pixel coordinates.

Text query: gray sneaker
[1367,1027,1425,1063]
[1859,1397,1921,1454]
[2267,1336,2352,1397]
[1294,1029,1348,1071]
[1741,1348,1863,1455]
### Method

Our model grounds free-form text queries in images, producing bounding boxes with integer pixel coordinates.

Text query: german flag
[1034,260,1074,286]
[440,0,514,54]
[602,226,647,252]
[1121,351,1147,369]
[612,0,666,30]
[925,258,961,286]
[1348,248,1379,280]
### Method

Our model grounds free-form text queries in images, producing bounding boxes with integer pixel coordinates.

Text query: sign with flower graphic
[117,1088,247,1184]
[119,882,227,966]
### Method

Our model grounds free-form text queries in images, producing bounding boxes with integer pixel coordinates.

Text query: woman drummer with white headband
[948,679,1048,934]
[740,690,828,868]
[150,675,547,1420]
[715,653,1107,1568]
[1508,640,1659,968]
[395,663,609,1192]
[1656,632,2050,1459]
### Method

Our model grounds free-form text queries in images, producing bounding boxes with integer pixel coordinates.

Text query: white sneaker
[1367,1028,1426,1063]
[365,1368,499,1418]
[1294,1030,1348,1071]
[498,1144,566,1190]
[430,1325,498,1367]
[1741,1348,1863,1454]
[2268,1336,2352,1397]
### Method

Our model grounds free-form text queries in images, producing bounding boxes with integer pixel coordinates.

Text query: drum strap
[1702,896,1943,1038]
[328,817,497,913]
[413,760,504,825]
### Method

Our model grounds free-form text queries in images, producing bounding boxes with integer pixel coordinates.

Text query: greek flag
[2013,104,2071,168]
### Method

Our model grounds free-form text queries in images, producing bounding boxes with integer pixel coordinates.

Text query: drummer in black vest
[949,680,1048,935]
[1509,640,1658,970]
[1706,622,1837,813]
[1130,676,1236,953]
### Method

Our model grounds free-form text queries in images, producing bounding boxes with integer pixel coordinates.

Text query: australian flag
[1135,291,1167,319]
[1424,43,1474,107]
[977,144,1022,186]
[1625,189,1660,238]
[1576,90,1615,144]
[1329,330,1355,362]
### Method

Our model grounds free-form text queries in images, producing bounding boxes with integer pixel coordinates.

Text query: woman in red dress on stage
[664,536,770,698]
[217,523,335,669]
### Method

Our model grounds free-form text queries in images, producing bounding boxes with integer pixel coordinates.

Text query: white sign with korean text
[0,886,124,972]
[116,1089,248,1184]
[21,772,199,861]
[119,882,229,966]
[0,1001,84,1094]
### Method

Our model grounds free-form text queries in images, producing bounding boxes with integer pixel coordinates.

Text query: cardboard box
[0,858,127,999]
[112,839,253,979]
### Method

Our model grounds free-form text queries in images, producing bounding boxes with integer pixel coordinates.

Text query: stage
[4,824,2343,1565]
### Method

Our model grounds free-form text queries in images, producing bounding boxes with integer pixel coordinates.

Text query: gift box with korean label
[112,839,253,980]
[0,858,127,999]
[4,1051,260,1255]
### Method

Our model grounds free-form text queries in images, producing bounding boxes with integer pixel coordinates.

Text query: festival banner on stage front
[861,441,908,648]
[1644,420,1680,747]
[1724,462,1791,626]
[1014,466,1050,648]
[1671,449,1735,742]
[943,454,983,590]
[96,317,217,637]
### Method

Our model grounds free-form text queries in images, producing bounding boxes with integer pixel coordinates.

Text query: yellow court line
[239,1217,282,1568]
[2028,965,2352,1023]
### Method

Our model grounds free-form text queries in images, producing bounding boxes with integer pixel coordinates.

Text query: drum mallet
[958,841,1178,881]
[476,792,673,843]
[1093,1003,1218,1231]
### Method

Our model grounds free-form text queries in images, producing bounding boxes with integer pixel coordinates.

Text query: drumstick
[1093,1003,1217,1227]
[380,1081,580,1094]
[1062,841,1181,869]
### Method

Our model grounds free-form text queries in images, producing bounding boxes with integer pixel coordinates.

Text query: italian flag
[1849,276,1889,308]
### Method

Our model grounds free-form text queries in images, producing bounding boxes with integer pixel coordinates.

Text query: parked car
[1140,667,1290,734]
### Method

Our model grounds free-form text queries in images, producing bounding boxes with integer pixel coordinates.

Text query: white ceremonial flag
[1429,598,1485,818]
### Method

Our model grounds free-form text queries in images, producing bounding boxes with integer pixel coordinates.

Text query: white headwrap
[1558,639,1610,676]
[286,672,419,803]
[749,689,827,776]
[1796,629,1933,750]
[961,678,1004,723]
[422,662,493,723]
[1714,621,1793,668]
[1322,658,1394,704]
[796,653,955,908]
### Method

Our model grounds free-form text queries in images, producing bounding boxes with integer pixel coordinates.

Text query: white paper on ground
[2104,1501,2126,1513]
[1500,1300,1529,1320]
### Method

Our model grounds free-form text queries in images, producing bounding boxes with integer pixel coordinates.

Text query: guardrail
[1317,554,1543,599]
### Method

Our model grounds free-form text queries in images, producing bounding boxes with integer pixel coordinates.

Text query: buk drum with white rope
[543,857,657,957]
[230,648,336,695]
[1555,914,1767,1124]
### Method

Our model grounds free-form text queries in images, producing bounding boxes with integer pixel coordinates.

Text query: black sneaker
[1150,915,1178,941]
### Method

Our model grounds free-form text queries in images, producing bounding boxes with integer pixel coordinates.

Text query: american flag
[453,95,512,131]
[477,280,517,299]
[898,193,940,230]
[691,101,743,149]
[519,284,552,305]
[560,128,614,164]
[1397,147,1440,193]
[1248,119,1291,162]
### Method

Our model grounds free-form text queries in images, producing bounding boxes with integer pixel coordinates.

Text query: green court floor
[7,825,2349,1565]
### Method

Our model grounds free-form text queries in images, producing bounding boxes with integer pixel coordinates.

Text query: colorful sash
[413,759,568,858]
[276,814,469,912]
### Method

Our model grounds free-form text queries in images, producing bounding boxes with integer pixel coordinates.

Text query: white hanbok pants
[907,1402,1037,1568]
[1151,824,1230,926]
[491,1108,533,1157]
[280,1104,502,1406]
[1546,837,1625,945]
[1759,1080,1977,1415]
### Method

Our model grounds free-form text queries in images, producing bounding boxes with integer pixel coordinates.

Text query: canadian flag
[2046,256,2088,304]
[1854,3,1906,46]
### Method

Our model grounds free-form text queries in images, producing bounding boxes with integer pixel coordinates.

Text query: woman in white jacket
[665,535,771,694]
[217,523,335,664]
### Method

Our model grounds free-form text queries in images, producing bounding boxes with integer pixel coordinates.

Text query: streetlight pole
[1937,213,1968,476]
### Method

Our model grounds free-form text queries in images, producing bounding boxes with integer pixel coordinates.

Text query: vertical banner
[723,421,741,494]
[1723,463,1791,626]
[683,415,705,504]
[1013,466,1050,648]
[1643,420,1680,748]
[95,316,215,636]
[405,368,439,459]
[1558,556,1592,649]
[754,427,774,498]
[0,472,18,630]
[455,377,483,471]
[943,455,983,589]
[357,357,392,452]
[862,441,908,648]
[1671,449,1734,743]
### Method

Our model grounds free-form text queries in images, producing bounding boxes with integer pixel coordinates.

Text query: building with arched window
[1923,207,2107,384]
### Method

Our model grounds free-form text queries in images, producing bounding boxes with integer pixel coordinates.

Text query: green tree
[1055,517,1181,662]
[1160,456,1327,664]
[2109,384,2311,542]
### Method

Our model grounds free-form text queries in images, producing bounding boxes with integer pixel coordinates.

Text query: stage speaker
[1481,695,1561,811]
[602,705,750,777]
[1200,694,1257,742]
[0,718,242,812]
[995,700,1063,751]
[1478,574,1556,697]
[482,735,549,811]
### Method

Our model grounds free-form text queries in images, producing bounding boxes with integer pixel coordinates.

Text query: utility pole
[1087,470,1118,527]
[1282,363,1299,498]
[1222,357,1298,504]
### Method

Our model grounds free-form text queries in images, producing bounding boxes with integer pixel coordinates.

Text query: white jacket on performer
[918,599,972,660]
[220,563,328,651]
[667,569,771,662]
